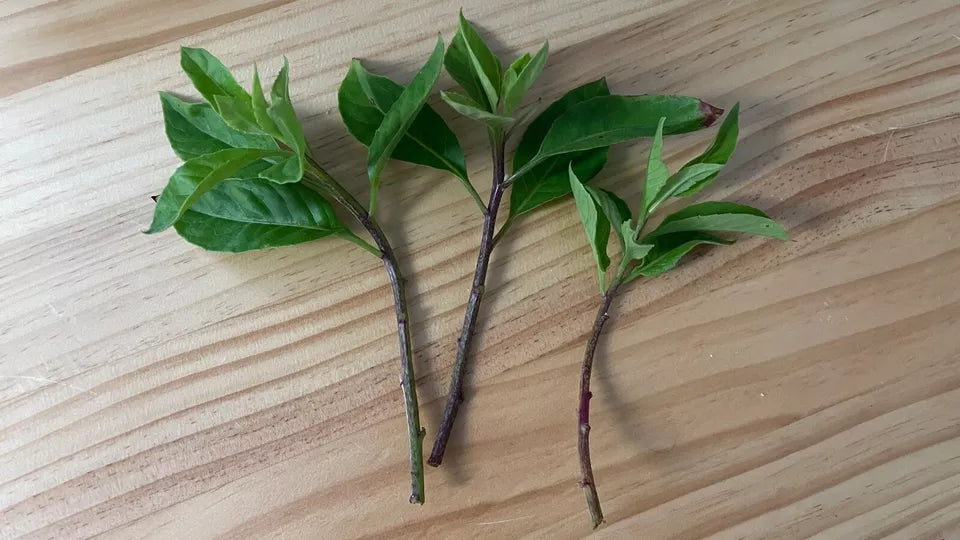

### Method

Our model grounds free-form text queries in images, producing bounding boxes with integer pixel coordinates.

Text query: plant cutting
[566,104,789,526]
[145,39,457,504]
[427,11,725,466]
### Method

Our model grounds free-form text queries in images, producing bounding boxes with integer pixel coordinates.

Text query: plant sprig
[143,14,790,524]
[567,103,789,526]
[146,42,460,505]
[426,11,725,467]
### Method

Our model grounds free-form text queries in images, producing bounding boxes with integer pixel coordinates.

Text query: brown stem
[579,283,619,528]
[428,134,506,467]
[302,166,425,505]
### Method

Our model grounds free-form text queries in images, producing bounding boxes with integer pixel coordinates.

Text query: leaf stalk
[336,229,381,257]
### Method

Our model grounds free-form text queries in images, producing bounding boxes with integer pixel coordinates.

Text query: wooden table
[3,1,960,538]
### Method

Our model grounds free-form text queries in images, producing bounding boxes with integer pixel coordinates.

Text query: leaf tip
[700,100,724,127]
[143,221,166,235]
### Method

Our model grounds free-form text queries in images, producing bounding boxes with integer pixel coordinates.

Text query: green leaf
[640,117,669,220]
[252,66,281,138]
[501,41,548,115]
[258,155,302,184]
[159,92,277,160]
[586,186,631,250]
[509,78,611,217]
[179,47,250,106]
[644,201,789,241]
[180,47,260,135]
[509,150,608,217]
[501,69,518,104]
[512,79,609,167]
[627,232,732,280]
[675,102,740,197]
[366,37,445,213]
[257,59,307,184]
[527,95,722,167]
[501,53,529,100]
[598,188,632,227]
[453,10,502,111]
[146,148,283,233]
[569,164,610,289]
[445,31,487,108]
[643,102,740,213]
[621,221,653,262]
[338,61,470,188]
[441,90,514,129]
[174,178,346,252]
[506,53,531,79]
[266,59,307,157]
[213,94,265,135]
[648,163,725,212]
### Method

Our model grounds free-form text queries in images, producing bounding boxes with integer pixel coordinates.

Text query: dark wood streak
[0,0,295,98]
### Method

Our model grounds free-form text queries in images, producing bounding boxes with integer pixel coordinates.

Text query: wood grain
[3,0,960,538]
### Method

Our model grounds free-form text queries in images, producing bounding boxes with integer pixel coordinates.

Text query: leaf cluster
[148,48,350,251]
[567,103,789,291]
[149,40,464,253]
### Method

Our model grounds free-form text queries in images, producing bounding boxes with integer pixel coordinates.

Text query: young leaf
[569,164,610,289]
[534,95,723,158]
[675,102,740,197]
[501,53,530,98]
[212,94,265,135]
[338,61,470,186]
[643,201,789,240]
[509,78,611,217]
[445,31,487,108]
[146,148,284,233]
[258,155,302,184]
[453,10,502,111]
[648,163,725,212]
[179,47,251,106]
[640,117,669,219]
[252,66,282,138]
[586,186,631,250]
[593,188,632,227]
[173,178,347,252]
[501,41,548,115]
[644,103,739,212]
[266,59,307,156]
[620,220,653,262]
[506,53,531,78]
[441,90,514,129]
[366,37,445,213]
[627,232,732,281]
[159,92,277,160]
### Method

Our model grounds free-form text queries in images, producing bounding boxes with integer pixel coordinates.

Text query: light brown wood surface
[3,0,960,538]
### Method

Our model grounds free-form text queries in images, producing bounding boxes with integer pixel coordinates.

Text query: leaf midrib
[367,97,464,180]
[187,208,336,231]
[512,158,560,215]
